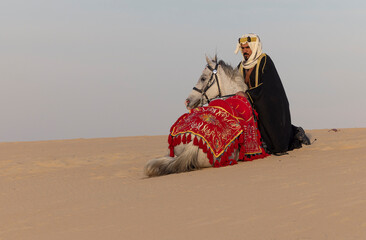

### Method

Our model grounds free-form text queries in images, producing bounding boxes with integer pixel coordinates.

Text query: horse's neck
[220,74,247,96]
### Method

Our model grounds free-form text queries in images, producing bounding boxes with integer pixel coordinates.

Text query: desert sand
[1,128,366,240]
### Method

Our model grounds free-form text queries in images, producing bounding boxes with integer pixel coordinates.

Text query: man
[235,33,310,155]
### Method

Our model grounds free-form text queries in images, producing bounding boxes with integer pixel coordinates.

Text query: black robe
[239,54,300,154]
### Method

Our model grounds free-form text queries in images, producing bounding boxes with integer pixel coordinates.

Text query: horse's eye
[200,77,205,82]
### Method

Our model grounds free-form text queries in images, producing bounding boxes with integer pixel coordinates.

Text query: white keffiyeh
[234,33,263,69]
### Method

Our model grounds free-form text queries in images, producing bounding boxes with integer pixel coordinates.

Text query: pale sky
[1,0,365,142]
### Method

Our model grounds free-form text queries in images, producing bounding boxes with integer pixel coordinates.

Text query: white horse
[144,56,247,177]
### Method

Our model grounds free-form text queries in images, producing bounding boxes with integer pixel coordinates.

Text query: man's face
[241,43,252,60]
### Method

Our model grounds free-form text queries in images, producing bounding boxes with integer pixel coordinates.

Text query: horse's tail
[144,143,200,177]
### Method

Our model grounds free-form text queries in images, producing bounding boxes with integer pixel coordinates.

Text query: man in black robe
[235,33,310,155]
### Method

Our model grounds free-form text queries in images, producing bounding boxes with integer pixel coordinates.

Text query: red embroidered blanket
[171,106,242,157]
[169,96,269,167]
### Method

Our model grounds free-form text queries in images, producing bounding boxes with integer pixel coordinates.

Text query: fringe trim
[168,132,242,167]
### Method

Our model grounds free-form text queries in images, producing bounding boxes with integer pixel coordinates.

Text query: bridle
[192,63,234,104]
[192,63,222,104]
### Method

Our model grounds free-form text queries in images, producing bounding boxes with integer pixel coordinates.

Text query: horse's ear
[205,55,214,68]
[205,55,211,65]
[214,54,217,63]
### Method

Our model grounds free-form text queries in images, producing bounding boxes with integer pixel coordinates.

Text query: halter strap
[192,63,222,103]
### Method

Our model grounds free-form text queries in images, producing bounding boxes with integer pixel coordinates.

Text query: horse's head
[185,56,247,110]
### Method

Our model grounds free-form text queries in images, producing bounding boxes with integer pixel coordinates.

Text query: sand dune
[1,128,366,239]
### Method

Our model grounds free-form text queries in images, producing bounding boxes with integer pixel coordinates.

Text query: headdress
[234,33,263,69]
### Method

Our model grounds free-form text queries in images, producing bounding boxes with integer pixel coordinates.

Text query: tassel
[198,138,204,148]
[173,136,177,146]
[187,134,191,143]
[193,136,199,146]
[169,146,174,157]
[214,160,220,168]
[219,154,225,167]
[182,134,187,144]
[202,143,207,153]
[172,136,176,146]
[238,134,244,145]
[168,134,173,145]
[222,153,229,166]
[176,135,181,145]
[224,153,229,162]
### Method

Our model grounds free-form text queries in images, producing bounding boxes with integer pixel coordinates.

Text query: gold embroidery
[255,53,266,88]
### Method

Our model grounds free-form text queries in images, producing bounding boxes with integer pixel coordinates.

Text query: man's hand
[185,100,192,111]
[236,91,248,98]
